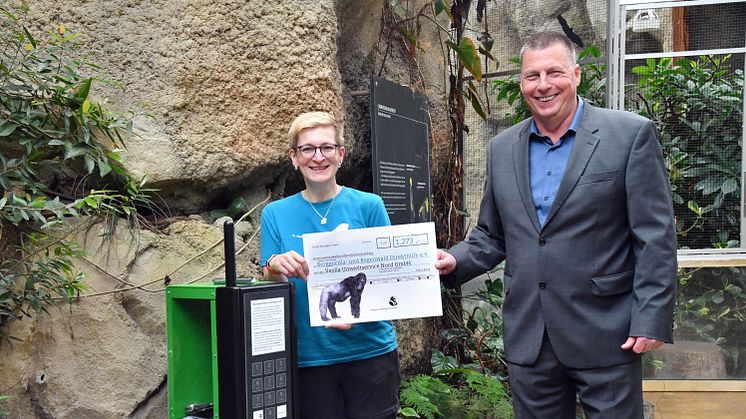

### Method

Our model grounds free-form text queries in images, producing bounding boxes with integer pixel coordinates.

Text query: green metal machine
[166,281,222,418]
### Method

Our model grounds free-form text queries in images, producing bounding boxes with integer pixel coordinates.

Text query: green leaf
[448,37,482,81]
[716,306,730,318]
[64,143,92,159]
[434,0,447,15]
[466,80,479,95]
[12,195,28,206]
[30,196,46,208]
[23,26,36,47]
[0,197,6,210]
[83,155,94,174]
[711,290,724,304]
[63,33,81,42]
[631,65,651,75]
[431,350,458,372]
[83,196,98,209]
[720,178,738,194]
[0,123,18,137]
[469,91,486,120]
[478,46,496,62]
[107,150,123,162]
[398,407,421,417]
[0,8,18,22]
[98,160,112,177]
[687,200,701,215]
[75,78,92,103]
[724,284,742,296]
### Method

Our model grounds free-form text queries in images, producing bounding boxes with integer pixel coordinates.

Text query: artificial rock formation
[14,0,344,213]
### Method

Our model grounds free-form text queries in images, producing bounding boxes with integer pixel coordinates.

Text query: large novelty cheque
[303,222,442,327]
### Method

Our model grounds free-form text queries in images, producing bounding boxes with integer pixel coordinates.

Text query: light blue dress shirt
[529,97,585,225]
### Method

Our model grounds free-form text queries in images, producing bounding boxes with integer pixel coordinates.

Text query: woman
[260,111,399,419]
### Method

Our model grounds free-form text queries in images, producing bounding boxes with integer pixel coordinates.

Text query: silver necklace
[305,187,340,225]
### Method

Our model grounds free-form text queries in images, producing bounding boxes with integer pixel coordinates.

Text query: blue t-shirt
[260,187,398,367]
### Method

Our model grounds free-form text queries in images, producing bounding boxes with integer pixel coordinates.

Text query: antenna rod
[223,220,236,287]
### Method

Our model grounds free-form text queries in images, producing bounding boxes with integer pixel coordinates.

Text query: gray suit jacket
[443,103,677,368]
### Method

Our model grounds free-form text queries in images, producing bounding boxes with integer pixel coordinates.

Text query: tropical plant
[401,265,511,418]
[441,271,507,374]
[0,394,8,417]
[627,55,745,376]
[628,55,743,248]
[0,7,156,345]
[380,0,499,364]
[399,351,512,419]
[675,265,746,376]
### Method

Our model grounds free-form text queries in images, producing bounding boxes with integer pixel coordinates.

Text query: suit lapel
[542,127,600,229]
[512,126,542,234]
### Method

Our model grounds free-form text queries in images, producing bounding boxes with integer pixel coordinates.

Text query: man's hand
[621,336,664,353]
[435,249,457,275]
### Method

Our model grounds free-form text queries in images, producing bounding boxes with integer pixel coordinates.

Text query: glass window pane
[644,266,746,379]
[623,1,746,251]
[624,52,744,250]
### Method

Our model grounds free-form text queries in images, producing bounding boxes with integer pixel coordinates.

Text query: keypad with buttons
[251,357,289,418]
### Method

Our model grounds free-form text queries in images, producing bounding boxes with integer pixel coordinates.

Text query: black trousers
[507,332,643,419]
[298,349,400,419]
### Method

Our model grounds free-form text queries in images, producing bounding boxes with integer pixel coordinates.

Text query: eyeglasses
[295,144,339,158]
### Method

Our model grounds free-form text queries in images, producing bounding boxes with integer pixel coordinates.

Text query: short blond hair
[287,112,344,148]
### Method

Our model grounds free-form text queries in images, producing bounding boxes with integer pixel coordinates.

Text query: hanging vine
[377,0,493,248]
[377,0,496,365]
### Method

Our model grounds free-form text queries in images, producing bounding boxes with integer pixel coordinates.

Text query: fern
[400,375,452,419]
[462,371,513,418]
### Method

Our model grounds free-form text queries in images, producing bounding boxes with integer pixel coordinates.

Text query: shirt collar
[530,97,585,138]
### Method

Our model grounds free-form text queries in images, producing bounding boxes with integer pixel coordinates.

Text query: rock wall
[0,217,261,417]
[12,0,344,213]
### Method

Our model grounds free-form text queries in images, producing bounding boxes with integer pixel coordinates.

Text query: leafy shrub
[399,353,512,419]
[401,267,512,418]
[629,55,743,248]
[0,6,156,345]
[441,273,507,375]
[628,55,745,376]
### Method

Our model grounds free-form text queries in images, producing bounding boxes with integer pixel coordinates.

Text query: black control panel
[216,221,298,419]
[216,282,298,419]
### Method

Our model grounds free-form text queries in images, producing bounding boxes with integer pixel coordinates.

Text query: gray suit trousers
[507,332,643,419]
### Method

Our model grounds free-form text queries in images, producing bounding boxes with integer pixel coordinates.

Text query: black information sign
[370,75,432,225]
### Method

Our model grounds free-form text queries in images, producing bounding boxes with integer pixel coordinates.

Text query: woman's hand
[264,251,309,281]
[324,323,353,330]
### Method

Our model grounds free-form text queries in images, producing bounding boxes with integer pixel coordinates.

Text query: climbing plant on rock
[0,6,155,345]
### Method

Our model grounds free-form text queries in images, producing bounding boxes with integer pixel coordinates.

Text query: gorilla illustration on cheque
[319,272,367,321]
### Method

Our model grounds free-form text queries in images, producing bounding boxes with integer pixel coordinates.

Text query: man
[435,31,677,418]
